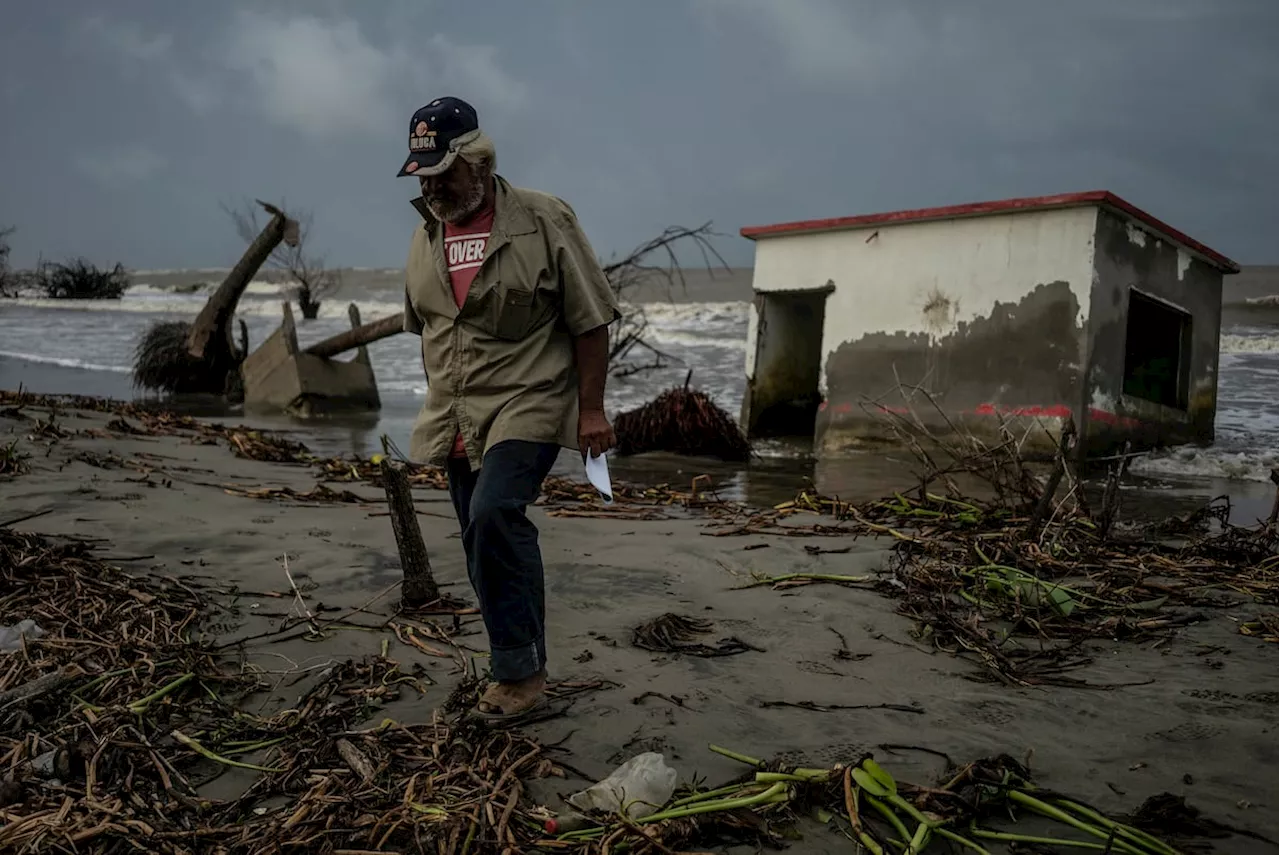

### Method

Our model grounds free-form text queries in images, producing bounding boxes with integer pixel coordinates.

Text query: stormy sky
[0,1,1275,270]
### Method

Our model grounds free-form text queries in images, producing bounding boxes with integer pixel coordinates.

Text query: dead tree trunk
[379,456,439,608]
[298,285,322,320]
[306,312,405,359]
[186,200,299,366]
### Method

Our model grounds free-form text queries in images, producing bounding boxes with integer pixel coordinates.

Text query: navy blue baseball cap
[397,96,481,178]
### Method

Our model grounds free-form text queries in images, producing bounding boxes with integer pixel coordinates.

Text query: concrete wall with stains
[744,207,1097,453]
[1082,209,1224,454]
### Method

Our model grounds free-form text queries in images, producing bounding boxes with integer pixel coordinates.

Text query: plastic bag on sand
[0,620,45,653]
[566,752,679,820]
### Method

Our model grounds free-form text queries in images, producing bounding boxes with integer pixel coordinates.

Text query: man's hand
[578,408,616,458]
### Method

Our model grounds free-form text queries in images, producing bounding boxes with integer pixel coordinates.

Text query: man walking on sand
[398,96,621,725]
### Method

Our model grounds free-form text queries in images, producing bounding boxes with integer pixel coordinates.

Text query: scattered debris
[4,389,1275,692]
[632,613,762,658]
[221,484,369,504]
[0,438,30,477]
[546,743,1200,854]
[0,526,614,853]
[1238,612,1278,642]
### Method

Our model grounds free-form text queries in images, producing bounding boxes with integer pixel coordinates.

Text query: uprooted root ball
[131,320,208,394]
[614,385,752,461]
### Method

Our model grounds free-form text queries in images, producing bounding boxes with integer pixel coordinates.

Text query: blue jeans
[446,440,560,682]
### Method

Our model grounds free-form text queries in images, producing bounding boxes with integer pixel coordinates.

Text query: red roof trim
[740,190,1239,273]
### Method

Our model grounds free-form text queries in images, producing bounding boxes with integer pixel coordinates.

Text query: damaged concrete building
[738,191,1239,460]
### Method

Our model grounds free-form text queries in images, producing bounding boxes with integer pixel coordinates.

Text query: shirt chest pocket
[479,245,558,341]
[494,287,536,340]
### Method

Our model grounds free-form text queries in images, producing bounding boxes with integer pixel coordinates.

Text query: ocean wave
[0,350,130,374]
[131,267,229,276]
[1219,333,1278,354]
[1129,445,1277,483]
[1,294,755,326]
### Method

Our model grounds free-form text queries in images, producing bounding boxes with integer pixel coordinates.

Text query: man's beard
[425,170,488,224]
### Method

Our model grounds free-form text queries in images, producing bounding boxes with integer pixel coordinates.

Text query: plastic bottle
[544,752,679,834]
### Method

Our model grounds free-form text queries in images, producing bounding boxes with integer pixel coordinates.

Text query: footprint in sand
[1146,721,1226,743]
[775,743,874,768]
[967,701,1018,727]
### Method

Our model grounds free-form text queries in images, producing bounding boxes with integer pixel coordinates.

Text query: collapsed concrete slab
[241,302,381,418]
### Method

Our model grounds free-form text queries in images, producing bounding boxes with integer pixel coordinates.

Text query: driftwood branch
[0,667,79,712]
[306,313,405,360]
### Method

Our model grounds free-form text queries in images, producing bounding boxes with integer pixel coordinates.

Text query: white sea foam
[0,349,130,374]
[1129,445,1277,483]
[1219,333,1278,354]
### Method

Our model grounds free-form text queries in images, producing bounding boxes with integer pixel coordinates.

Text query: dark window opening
[1122,289,1191,410]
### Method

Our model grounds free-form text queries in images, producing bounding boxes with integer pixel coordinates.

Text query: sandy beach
[1,392,1276,853]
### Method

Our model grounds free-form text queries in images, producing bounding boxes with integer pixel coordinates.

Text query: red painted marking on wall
[740,190,1238,273]
[823,401,1144,429]
[973,403,1072,419]
[1086,408,1141,428]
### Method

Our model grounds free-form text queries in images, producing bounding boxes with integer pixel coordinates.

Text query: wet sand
[1,400,1276,852]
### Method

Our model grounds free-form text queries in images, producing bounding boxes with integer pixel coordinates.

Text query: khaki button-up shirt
[402,176,621,469]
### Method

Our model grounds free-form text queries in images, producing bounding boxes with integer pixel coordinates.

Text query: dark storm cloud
[0,0,1273,269]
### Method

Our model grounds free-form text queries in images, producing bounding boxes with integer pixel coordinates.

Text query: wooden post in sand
[379,456,439,608]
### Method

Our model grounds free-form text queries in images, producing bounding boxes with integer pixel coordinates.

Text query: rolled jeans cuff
[489,638,544,683]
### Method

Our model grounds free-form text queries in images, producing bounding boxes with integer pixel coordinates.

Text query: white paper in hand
[585,451,614,505]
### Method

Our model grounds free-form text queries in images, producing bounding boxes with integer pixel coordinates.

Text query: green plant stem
[171,730,284,773]
[971,827,1125,850]
[1008,791,1153,855]
[908,822,930,853]
[926,493,981,513]
[636,782,789,824]
[885,793,938,831]
[863,795,911,852]
[559,799,776,842]
[1051,799,1180,855]
[934,827,991,854]
[128,673,195,714]
[855,831,885,855]
[707,744,763,767]
[224,736,288,756]
[755,769,831,784]
[460,816,477,855]
[667,784,748,808]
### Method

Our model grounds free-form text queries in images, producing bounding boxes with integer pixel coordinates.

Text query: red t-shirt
[443,204,496,457]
